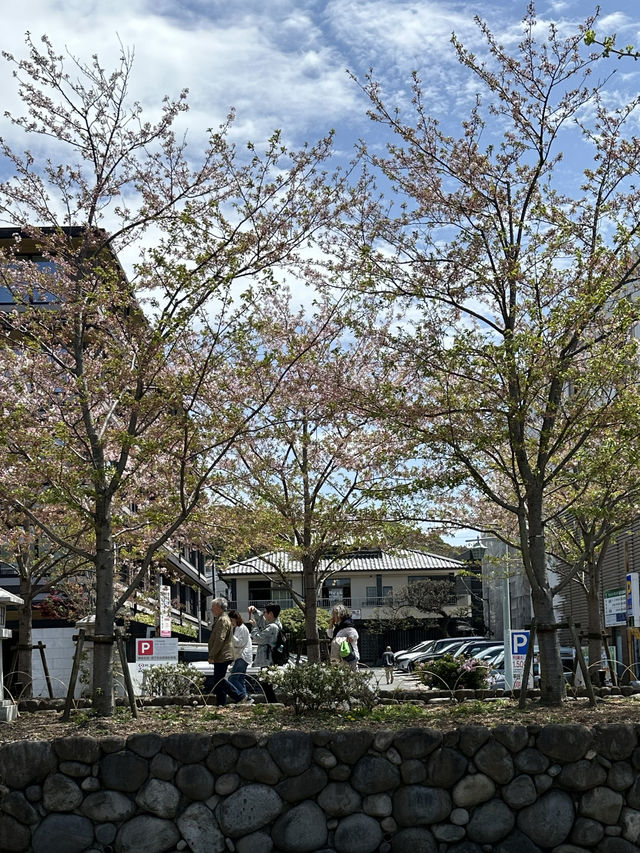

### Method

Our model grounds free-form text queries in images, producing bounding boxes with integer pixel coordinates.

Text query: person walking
[208,597,246,706]
[247,602,281,702]
[382,645,395,683]
[229,609,253,702]
[327,604,359,672]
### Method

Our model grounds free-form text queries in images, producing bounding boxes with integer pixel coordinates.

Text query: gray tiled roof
[218,549,464,577]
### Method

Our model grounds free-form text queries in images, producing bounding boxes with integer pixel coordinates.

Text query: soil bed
[2,693,640,743]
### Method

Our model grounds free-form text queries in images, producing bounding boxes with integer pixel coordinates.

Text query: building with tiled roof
[218,547,472,624]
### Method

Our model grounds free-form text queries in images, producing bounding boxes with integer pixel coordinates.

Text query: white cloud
[2,0,640,219]
[1,0,360,150]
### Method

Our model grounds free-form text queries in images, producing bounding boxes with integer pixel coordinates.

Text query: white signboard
[135,637,178,672]
[159,585,172,638]
[604,587,626,628]
[510,630,533,689]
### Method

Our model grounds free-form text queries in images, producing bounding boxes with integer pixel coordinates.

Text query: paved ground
[365,666,420,692]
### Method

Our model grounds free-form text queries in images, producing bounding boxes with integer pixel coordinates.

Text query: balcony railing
[232,593,463,614]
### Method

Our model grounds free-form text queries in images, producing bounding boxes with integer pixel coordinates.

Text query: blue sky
[2,1,640,160]
[2,1,639,548]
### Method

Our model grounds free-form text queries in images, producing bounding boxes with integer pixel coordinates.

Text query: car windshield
[461,641,498,657]
[474,646,503,661]
[409,640,435,654]
[431,639,466,655]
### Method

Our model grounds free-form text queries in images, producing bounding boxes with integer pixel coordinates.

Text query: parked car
[400,639,457,672]
[455,639,504,660]
[473,644,504,662]
[486,645,576,690]
[405,637,494,672]
[393,639,437,667]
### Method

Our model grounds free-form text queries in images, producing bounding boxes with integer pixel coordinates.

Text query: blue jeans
[229,658,248,697]
[212,662,242,706]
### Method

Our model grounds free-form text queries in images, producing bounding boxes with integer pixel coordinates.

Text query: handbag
[339,638,356,662]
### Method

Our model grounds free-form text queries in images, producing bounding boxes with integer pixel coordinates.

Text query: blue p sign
[511,630,530,655]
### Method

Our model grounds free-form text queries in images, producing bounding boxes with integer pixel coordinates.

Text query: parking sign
[511,630,530,656]
[510,630,532,688]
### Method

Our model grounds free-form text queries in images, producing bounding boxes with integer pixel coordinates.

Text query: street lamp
[469,539,486,563]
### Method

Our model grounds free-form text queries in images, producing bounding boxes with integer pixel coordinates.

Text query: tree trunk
[15,578,34,700]
[526,500,566,706]
[586,566,604,683]
[531,587,565,705]
[303,556,321,662]
[93,496,115,716]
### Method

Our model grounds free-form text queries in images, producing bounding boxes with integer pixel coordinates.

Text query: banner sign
[604,588,627,627]
[159,584,172,637]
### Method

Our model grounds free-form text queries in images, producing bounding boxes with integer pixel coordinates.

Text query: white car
[393,640,437,669]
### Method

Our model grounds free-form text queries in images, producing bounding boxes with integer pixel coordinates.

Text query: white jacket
[232,623,253,664]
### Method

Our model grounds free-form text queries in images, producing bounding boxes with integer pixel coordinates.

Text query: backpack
[270,627,289,666]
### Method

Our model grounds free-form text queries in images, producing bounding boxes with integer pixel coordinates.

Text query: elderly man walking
[208,597,246,706]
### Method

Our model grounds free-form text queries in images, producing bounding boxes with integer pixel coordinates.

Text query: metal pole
[503,568,513,689]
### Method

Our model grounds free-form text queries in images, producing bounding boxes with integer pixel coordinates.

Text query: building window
[1,256,58,305]
[248,580,271,603]
[366,586,392,605]
[321,578,351,607]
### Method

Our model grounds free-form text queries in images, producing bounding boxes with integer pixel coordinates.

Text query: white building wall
[30,627,78,698]
[30,627,141,699]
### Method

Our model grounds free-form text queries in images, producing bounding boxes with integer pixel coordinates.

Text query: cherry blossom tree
[0,35,347,715]
[210,294,414,661]
[348,5,640,706]
[0,504,92,698]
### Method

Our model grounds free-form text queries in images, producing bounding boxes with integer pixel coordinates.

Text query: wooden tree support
[36,641,54,699]
[62,627,138,721]
[62,628,85,722]
[115,627,137,718]
[7,641,54,699]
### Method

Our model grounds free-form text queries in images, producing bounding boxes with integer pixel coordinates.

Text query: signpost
[135,637,178,673]
[510,630,533,689]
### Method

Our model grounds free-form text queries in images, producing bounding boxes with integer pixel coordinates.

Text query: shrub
[278,608,332,647]
[142,663,205,697]
[415,654,489,691]
[266,662,378,714]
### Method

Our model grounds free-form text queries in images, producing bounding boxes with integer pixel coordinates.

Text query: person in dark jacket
[382,646,395,683]
[208,597,246,706]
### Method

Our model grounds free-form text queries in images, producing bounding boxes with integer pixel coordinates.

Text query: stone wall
[0,723,639,853]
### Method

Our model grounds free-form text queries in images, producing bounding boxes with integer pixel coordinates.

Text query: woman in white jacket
[229,610,253,701]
